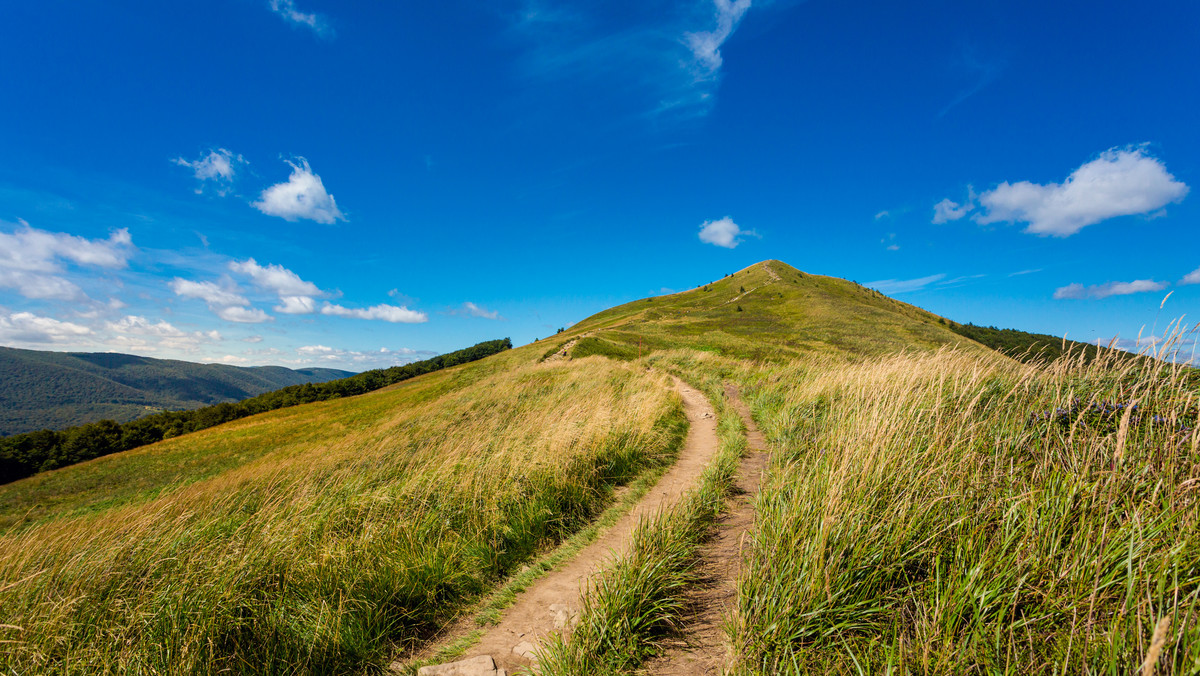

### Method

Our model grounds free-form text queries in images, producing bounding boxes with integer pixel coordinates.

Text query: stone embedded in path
[416,655,506,676]
[512,640,539,664]
[549,603,578,629]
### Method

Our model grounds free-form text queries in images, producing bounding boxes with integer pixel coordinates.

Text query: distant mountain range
[0,347,353,435]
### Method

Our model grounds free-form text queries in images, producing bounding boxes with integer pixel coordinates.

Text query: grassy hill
[0,346,353,435]
[1,260,1195,674]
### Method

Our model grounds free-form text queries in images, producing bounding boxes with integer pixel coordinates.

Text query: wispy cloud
[866,273,946,295]
[450,301,504,320]
[253,158,346,224]
[698,216,757,248]
[1180,266,1200,286]
[172,148,247,196]
[933,145,1189,236]
[1008,268,1042,277]
[295,344,436,369]
[268,0,333,39]
[320,302,428,323]
[938,47,1004,118]
[511,0,765,118]
[1053,279,1168,300]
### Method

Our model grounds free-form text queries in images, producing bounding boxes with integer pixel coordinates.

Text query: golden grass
[0,356,684,674]
[731,344,1200,673]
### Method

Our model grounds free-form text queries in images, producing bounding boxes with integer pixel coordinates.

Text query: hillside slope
[561,259,978,360]
[0,346,352,435]
[3,260,1189,675]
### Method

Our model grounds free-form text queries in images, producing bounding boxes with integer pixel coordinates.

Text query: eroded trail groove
[647,384,768,676]
[405,376,719,675]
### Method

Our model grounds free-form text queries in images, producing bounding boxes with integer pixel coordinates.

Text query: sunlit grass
[0,356,684,674]
[730,344,1200,674]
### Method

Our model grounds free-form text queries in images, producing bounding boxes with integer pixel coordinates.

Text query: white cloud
[1053,279,1168,300]
[0,311,91,343]
[106,315,222,351]
[169,278,273,323]
[274,295,317,314]
[243,335,265,343]
[217,306,272,323]
[451,301,504,320]
[874,210,890,220]
[1180,266,1200,286]
[173,148,246,195]
[512,0,760,118]
[934,146,1189,236]
[698,216,756,249]
[320,302,428,323]
[295,344,435,369]
[170,279,249,308]
[268,0,333,38]
[684,0,751,77]
[252,158,345,224]
[229,258,323,314]
[0,224,133,301]
[866,274,946,295]
[932,197,974,224]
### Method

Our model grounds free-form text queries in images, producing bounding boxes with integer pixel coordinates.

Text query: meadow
[2,260,1196,674]
[0,356,683,674]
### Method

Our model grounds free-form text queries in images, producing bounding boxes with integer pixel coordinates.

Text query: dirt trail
[645,384,768,676]
[403,376,719,675]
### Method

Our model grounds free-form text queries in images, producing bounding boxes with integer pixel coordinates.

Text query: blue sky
[1,0,1198,369]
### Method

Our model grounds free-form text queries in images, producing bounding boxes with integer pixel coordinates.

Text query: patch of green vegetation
[947,321,1103,363]
[0,345,353,436]
[0,339,511,485]
[570,336,641,361]
[534,377,745,674]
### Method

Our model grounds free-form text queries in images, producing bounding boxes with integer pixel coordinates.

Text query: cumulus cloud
[173,148,246,195]
[1180,266,1200,286]
[698,216,756,249]
[169,278,272,323]
[106,315,222,351]
[0,311,92,344]
[320,302,428,323]
[866,274,946,295]
[934,146,1189,236]
[268,0,333,38]
[0,223,133,301]
[229,258,324,314]
[1053,279,1168,300]
[252,158,345,224]
[451,301,504,320]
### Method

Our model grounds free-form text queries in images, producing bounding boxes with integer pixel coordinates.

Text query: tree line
[0,338,511,485]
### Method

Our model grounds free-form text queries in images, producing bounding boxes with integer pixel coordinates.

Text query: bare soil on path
[401,376,720,675]
[644,384,769,676]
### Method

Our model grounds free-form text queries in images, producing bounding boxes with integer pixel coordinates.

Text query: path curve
[407,376,720,674]
[646,384,768,675]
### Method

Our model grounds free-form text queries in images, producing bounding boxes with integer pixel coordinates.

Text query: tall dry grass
[0,358,684,674]
[731,341,1200,673]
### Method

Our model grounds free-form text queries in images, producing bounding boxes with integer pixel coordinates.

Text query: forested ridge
[0,338,511,484]
[0,346,354,435]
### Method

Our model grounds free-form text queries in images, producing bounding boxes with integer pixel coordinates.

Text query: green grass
[728,347,1200,674]
[0,355,685,674]
[6,258,1195,675]
[533,368,746,674]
